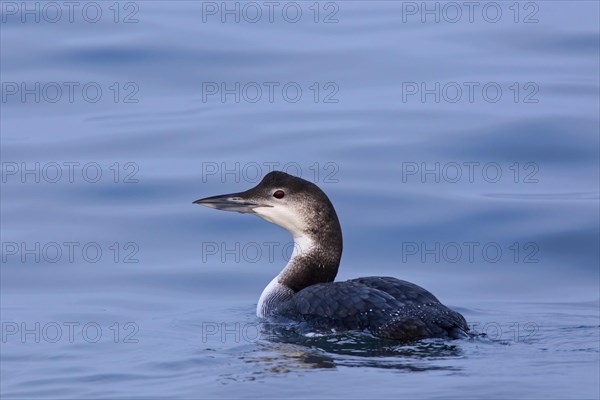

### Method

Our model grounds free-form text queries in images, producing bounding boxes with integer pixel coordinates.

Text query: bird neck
[278,230,342,292]
[256,216,343,318]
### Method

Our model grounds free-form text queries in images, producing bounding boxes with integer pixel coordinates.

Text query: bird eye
[273,190,285,199]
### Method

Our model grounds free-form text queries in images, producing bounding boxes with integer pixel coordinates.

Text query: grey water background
[1,0,599,398]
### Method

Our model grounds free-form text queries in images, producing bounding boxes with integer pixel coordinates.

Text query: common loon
[194,171,469,341]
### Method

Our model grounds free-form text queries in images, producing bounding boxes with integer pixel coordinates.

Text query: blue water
[1,1,599,398]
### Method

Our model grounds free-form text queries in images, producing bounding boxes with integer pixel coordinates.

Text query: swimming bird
[194,171,469,341]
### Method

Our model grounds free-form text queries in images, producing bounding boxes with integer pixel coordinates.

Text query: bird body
[194,171,469,341]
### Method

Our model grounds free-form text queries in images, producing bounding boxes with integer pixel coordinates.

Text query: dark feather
[275,277,469,341]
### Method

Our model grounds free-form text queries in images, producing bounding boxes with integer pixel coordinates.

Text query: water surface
[1,1,599,398]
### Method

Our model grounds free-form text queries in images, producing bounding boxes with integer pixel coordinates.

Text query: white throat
[256,233,314,318]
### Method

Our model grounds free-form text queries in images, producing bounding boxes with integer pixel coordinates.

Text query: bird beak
[193,192,269,214]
